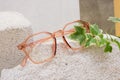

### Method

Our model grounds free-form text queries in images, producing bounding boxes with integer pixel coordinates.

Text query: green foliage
[113,39,120,49]
[90,24,102,35]
[69,26,86,45]
[69,23,120,53]
[104,42,112,53]
[108,17,120,22]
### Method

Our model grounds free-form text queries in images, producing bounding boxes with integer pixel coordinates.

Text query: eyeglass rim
[20,32,56,66]
[18,20,89,48]
[18,20,90,66]
[62,20,89,50]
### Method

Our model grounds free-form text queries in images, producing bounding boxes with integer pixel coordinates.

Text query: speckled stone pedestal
[1,37,120,80]
[0,12,32,75]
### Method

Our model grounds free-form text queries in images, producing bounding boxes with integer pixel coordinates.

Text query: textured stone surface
[1,37,120,80]
[0,12,32,75]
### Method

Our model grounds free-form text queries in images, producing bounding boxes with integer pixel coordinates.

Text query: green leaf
[68,23,120,53]
[69,26,86,45]
[74,26,86,34]
[113,39,120,49]
[78,35,86,45]
[104,42,112,53]
[109,35,114,41]
[85,38,96,47]
[85,34,97,47]
[99,38,107,47]
[99,34,103,39]
[85,35,92,47]
[90,38,96,43]
[90,24,102,35]
[108,17,120,23]
[69,32,80,41]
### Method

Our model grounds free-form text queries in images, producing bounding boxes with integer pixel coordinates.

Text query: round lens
[27,32,55,63]
[63,22,82,49]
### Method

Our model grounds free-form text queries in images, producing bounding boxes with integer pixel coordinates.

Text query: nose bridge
[53,30,63,37]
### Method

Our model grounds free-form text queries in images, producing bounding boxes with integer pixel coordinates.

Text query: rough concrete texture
[0,28,32,75]
[0,12,32,75]
[80,0,115,35]
[1,37,120,80]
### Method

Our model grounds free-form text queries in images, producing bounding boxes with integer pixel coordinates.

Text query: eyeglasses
[17,20,89,67]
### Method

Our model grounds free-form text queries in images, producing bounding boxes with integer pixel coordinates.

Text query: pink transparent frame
[17,20,89,67]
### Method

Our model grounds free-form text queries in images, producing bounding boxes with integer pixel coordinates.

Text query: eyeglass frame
[17,20,89,67]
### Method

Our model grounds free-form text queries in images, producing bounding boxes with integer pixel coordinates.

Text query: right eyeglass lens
[63,22,82,49]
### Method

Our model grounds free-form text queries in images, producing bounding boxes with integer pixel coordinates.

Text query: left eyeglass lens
[27,33,55,63]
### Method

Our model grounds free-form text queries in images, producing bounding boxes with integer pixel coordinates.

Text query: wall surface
[80,0,115,35]
[0,0,80,33]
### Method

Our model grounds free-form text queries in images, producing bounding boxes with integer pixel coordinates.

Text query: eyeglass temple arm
[27,30,72,45]
[26,29,73,48]
[26,20,90,47]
